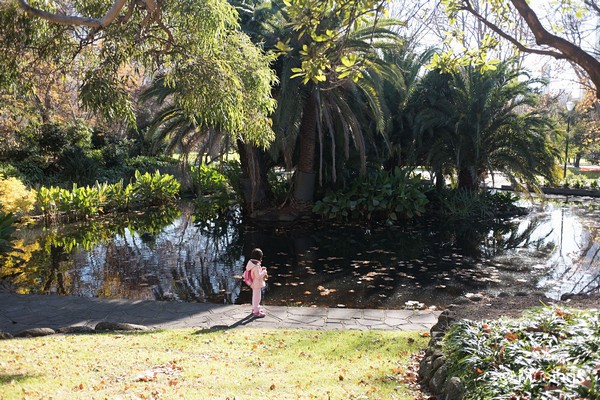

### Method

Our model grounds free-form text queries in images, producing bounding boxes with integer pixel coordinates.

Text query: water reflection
[3,197,599,309]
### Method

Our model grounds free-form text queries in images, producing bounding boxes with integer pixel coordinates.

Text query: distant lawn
[0,329,428,399]
[568,167,600,180]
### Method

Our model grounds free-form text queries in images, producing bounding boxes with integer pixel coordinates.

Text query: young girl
[246,248,268,317]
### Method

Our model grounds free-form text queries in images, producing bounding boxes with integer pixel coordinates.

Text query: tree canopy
[436,0,600,97]
[1,0,277,146]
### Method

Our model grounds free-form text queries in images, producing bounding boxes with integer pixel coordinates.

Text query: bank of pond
[2,195,598,310]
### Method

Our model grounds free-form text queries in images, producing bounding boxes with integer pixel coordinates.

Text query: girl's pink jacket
[245,259,267,289]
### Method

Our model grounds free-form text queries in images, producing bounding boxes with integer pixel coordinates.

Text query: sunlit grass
[0,329,427,399]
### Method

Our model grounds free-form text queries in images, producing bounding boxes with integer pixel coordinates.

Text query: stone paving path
[0,292,441,335]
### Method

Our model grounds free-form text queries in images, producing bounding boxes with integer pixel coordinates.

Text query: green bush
[313,167,430,225]
[443,307,600,399]
[192,163,239,222]
[58,147,102,185]
[192,164,229,195]
[427,189,521,221]
[130,170,180,207]
[36,171,180,220]
[0,211,17,255]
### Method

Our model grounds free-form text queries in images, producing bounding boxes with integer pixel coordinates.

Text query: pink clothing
[246,259,267,313]
[245,259,267,289]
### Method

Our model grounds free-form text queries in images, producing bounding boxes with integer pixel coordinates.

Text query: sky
[388,0,598,99]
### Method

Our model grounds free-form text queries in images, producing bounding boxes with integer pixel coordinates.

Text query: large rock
[95,321,149,331]
[430,363,448,394]
[14,327,56,338]
[56,326,96,334]
[0,331,14,340]
[445,376,465,400]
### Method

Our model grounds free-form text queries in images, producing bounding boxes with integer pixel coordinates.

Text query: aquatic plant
[313,167,430,225]
[130,170,180,207]
[36,170,180,220]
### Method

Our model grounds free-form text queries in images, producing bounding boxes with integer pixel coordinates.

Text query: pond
[3,195,599,310]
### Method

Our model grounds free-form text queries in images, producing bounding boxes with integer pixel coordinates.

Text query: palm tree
[265,3,403,207]
[411,60,560,191]
[139,77,228,190]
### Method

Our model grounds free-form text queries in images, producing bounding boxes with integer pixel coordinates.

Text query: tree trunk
[575,152,582,168]
[237,140,273,212]
[293,91,318,203]
[435,168,445,191]
[457,167,479,191]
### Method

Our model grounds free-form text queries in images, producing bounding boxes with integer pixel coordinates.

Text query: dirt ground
[447,292,600,321]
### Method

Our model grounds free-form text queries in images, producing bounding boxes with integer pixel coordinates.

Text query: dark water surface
[4,196,599,309]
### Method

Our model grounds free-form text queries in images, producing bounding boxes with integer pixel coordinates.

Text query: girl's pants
[252,288,262,312]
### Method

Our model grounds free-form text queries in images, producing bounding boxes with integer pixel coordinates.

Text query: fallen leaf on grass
[136,361,182,382]
[137,371,157,382]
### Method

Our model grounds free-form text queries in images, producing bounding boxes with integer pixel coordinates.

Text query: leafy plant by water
[443,307,600,399]
[36,171,180,220]
[313,167,430,225]
[428,189,522,221]
[192,164,239,222]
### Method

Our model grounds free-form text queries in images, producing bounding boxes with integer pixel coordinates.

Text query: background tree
[438,0,600,97]
[411,61,560,191]
[1,0,277,147]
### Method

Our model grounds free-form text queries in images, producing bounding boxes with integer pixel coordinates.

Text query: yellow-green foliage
[0,176,36,216]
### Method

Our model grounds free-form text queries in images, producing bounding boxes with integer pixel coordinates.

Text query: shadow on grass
[0,373,38,385]
[193,313,257,334]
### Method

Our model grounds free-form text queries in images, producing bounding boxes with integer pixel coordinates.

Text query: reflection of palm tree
[43,244,68,295]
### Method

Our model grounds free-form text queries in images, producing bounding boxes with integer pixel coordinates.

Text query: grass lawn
[0,328,428,399]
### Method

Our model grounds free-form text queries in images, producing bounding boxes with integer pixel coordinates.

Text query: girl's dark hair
[250,248,263,260]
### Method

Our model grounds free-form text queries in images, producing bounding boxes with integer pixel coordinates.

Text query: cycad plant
[411,60,560,191]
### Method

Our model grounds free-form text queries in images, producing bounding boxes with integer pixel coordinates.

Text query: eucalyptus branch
[583,0,600,14]
[18,0,128,28]
[459,0,565,59]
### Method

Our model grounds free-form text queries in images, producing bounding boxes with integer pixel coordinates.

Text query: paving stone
[0,293,441,335]
[326,308,362,320]
[363,309,386,320]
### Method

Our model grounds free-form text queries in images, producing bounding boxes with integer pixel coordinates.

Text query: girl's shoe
[252,309,266,318]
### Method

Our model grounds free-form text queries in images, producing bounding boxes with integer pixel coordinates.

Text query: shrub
[313,167,430,225]
[443,307,600,399]
[427,189,521,221]
[130,170,180,206]
[191,164,239,221]
[36,171,180,220]
[0,211,17,255]
[58,147,102,185]
[192,164,229,195]
[0,176,36,217]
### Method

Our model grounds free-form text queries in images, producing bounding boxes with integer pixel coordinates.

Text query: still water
[4,196,599,309]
